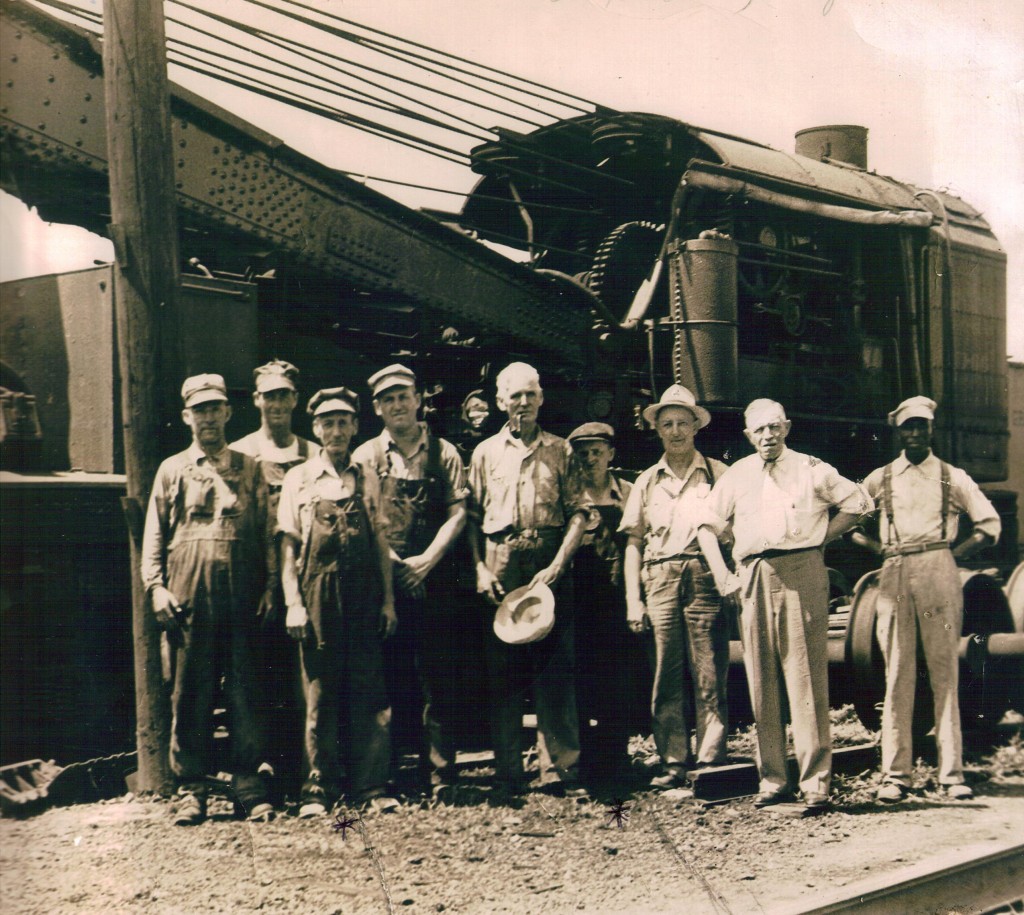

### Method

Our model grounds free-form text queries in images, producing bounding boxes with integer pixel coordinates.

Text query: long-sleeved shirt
[700,446,873,562]
[863,451,1001,546]
[141,442,268,593]
[468,424,584,535]
[619,452,728,561]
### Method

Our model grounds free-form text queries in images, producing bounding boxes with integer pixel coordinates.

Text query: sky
[2,0,1022,357]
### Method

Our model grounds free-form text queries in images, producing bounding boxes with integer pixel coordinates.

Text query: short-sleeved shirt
[351,426,466,504]
[468,424,583,536]
[277,450,385,545]
[700,446,873,562]
[230,431,316,479]
[619,452,728,562]
[863,451,1001,546]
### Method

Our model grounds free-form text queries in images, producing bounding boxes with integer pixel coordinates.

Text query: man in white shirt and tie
[862,395,1000,803]
[698,399,872,811]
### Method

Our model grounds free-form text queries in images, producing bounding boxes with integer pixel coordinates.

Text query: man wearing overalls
[141,374,273,825]
[352,364,467,794]
[566,422,635,790]
[230,359,316,792]
[278,387,397,816]
[863,396,1000,802]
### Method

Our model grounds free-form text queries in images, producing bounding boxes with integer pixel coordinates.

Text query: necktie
[760,460,789,545]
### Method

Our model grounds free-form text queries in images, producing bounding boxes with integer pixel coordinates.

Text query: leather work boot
[173,792,208,826]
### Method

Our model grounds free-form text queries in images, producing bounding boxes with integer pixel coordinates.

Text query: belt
[644,552,703,567]
[882,540,950,559]
[487,527,563,549]
[743,545,821,565]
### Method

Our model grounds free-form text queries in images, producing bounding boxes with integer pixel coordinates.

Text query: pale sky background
[2,0,1022,357]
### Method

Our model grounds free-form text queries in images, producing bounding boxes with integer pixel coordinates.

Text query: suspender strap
[939,459,950,541]
[230,449,244,473]
[882,461,898,546]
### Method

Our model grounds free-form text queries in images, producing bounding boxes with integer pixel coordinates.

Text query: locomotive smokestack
[795,125,868,169]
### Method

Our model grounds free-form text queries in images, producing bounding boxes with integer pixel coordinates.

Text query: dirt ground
[3,721,1023,915]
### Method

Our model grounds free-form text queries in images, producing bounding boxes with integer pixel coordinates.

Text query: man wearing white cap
[697,399,872,811]
[278,387,397,816]
[141,374,273,825]
[619,385,729,791]
[352,364,467,794]
[230,359,316,790]
[467,362,589,797]
[863,396,1000,803]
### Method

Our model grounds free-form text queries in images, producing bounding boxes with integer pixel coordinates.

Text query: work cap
[567,422,615,446]
[307,387,359,417]
[253,359,299,393]
[642,384,711,429]
[493,581,555,645]
[181,373,229,408]
[888,395,937,427]
[368,364,416,398]
[744,398,787,431]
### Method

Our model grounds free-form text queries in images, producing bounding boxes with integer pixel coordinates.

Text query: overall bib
[298,471,390,801]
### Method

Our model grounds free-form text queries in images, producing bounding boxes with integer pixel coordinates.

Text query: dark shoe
[803,792,830,811]
[173,793,207,826]
[753,789,794,808]
[876,782,908,803]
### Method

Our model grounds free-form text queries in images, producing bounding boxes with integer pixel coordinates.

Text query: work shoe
[299,770,334,818]
[362,794,400,814]
[246,801,275,822]
[649,771,688,791]
[753,788,794,808]
[803,792,830,811]
[173,793,207,826]
[876,782,908,803]
[945,783,974,800]
[298,799,328,818]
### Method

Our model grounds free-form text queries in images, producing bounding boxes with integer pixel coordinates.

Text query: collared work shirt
[141,442,267,593]
[863,451,1000,546]
[701,447,873,562]
[468,425,581,535]
[351,425,466,504]
[277,450,385,547]
[620,452,728,562]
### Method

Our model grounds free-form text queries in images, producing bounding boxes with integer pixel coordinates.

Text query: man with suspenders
[620,385,730,791]
[351,364,467,796]
[230,359,316,792]
[863,396,1000,802]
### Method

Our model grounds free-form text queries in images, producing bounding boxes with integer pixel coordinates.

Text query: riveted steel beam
[0,0,588,365]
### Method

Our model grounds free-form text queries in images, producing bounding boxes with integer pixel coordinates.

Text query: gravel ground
[3,712,1022,915]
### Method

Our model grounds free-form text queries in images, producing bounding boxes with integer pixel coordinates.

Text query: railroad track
[780,841,1024,914]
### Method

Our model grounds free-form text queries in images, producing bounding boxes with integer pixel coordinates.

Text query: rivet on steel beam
[84,93,91,101]
[75,139,83,147]
[10,55,18,63]
[38,122,45,130]
[79,116,87,123]
[179,139,186,147]
[47,74,54,82]
[177,159,184,167]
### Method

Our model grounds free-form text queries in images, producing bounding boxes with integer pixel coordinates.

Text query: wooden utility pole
[103,0,181,794]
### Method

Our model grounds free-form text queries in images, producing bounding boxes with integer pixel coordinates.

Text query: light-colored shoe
[298,800,327,818]
[172,793,207,826]
[246,801,275,822]
[876,782,907,803]
[946,783,974,800]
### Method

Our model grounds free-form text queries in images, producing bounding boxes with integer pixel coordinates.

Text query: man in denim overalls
[278,387,397,816]
[141,374,273,825]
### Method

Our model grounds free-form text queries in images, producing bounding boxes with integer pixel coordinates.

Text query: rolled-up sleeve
[467,445,486,525]
[954,470,1001,542]
[441,440,468,505]
[618,475,647,539]
[816,462,874,516]
[276,466,304,541]
[697,473,735,537]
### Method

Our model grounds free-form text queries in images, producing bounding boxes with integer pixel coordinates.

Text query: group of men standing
[141,356,1000,825]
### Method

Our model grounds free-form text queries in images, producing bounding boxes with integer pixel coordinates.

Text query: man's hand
[715,572,742,598]
[257,587,281,630]
[379,603,398,640]
[286,603,310,641]
[152,585,184,630]
[476,563,506,606]
[626,597,650,634]
[529,564,562,590]
[395,555,432,597]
